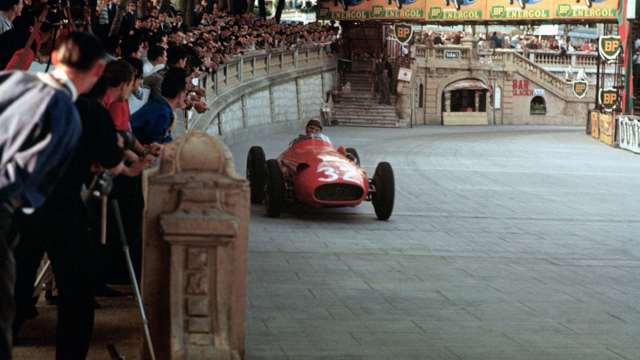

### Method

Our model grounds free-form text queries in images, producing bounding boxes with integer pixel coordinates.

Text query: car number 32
[317,163,360,183]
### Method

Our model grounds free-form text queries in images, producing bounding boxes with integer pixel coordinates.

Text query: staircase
[333,64,401,128]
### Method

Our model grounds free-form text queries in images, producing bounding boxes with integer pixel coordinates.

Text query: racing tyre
[247,146,266,204]
[372,162,395,221]
[345,147,360,166]
[264,159,285,218]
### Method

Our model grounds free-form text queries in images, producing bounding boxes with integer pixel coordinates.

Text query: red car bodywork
[278,138,369,207]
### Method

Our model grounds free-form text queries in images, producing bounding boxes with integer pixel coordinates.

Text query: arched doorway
[530,96,547,115]
[441,79,489,125]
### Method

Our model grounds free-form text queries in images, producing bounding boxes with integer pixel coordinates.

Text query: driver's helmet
[306,119,323,131]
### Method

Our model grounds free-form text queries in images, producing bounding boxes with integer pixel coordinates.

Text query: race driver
[291,119,332,145]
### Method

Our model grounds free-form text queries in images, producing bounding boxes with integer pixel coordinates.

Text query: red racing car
[246,136,395,220]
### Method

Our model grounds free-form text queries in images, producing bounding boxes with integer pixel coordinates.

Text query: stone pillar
[445,91,452,112]
[142,131,249,360]
[474,91,480,112]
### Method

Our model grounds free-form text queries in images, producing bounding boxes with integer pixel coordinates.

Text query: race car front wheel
[265,159,285,218]
[247,146,266,204]
[372,162,395,221]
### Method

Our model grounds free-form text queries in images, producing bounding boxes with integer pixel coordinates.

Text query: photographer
[12,59,153,360]
[0,31,105,360]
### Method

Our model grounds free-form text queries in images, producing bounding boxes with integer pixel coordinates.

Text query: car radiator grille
[314,184,363,201]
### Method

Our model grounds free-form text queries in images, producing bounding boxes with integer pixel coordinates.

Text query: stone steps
[334,105,399,115]
[334,66,402,128]
[334,116,399,128]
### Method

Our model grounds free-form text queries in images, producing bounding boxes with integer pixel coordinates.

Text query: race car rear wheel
[247,146,266,204]
[372,162,395,221]
[265,159,284,218]
[346,147,360,166]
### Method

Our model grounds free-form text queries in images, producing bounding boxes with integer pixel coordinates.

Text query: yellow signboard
[317,0,426,21]
[555,0,617,20]
[598,112,614,145]
[318,0,617,22]
[590,111,599,139]
[426,0,485,21]
[488,0,553,21]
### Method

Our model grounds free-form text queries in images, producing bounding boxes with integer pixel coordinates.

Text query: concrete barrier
[142,131,249,359]
[618,115,640,154]
[179,47,337,145]
[140,48,338,359]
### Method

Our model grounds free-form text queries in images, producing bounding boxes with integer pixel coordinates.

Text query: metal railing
[206,45,334,99]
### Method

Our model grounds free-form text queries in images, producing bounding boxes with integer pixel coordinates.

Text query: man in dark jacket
[0,32,105,360]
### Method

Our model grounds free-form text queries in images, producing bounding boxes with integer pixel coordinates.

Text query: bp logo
[572,80,589,99]
[394,24,413,44]
[599,88,618,111]
[429,7,443,18]
[599,36,622,61]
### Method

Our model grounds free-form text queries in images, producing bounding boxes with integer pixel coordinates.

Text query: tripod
[30,199,156,360]
[111,199,156,360]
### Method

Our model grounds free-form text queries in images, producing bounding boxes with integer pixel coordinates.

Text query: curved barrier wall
[184,47,337,144]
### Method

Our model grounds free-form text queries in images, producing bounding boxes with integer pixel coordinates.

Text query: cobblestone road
[230,125,640,360]
[13,125,640,360]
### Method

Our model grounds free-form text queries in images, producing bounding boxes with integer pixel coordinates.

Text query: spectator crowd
[0,0,340,359]
[414,29,598,53]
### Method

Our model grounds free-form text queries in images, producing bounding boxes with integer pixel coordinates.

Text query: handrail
[207,45,331,98]
[415,45,599,68]
[510,51,568,94]
[187,45,336,134]
[413,44,595,101]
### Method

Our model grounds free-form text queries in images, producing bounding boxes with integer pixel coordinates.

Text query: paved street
[13,125,640,359]
[231,125,640,360]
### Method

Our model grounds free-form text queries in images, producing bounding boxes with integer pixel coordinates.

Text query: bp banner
[426,0,485,22]
[487,0,616,22]
[554,0,617,21]
[317,0,426,20]
[317,0,617,21]
[488,0,555,21]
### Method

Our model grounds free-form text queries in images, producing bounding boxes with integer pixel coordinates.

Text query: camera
[44,0,70,26]
[89,171,114,199]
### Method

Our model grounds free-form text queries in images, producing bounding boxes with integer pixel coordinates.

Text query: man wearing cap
[291,119,332,145]
[0,31,106,360]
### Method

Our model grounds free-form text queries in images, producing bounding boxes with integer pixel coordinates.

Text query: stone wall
[507,74,589,126]
[245,89,271,127]
[408,45,595,127]
[188,49,337,145]
[297,74,324,122]
[271,82,299,123]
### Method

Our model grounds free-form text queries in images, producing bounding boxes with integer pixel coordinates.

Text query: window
[530,96,547,115]
[419,84,424,108]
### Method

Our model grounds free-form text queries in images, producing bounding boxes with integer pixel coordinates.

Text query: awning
[534,25,563,36]
[567,27,599,39]
[444,79,488,92]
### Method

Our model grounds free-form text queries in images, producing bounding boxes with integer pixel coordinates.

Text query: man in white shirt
[0,0,23,34]
[143,45,166,77]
